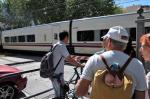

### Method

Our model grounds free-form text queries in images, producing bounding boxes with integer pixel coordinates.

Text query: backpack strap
[51,44,63,74]
[51,44,59,52]
[116,56,132,80]
[100,55,112,72]
[100,54,132,72]
[53,56,63,71]
[119,56,132,73]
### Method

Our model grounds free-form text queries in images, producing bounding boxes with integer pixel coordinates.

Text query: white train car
[2,21,70,52]
[71,11,150,54]
[2,11,150,55]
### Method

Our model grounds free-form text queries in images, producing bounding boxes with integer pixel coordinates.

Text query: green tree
[0,0,31,29]
[25,0,46,24]
[0,1,6,30]
[0,1,5,23]
[45,0,67,22]
[114,6,123,14]
[0,0,123,28]
[66,0,122,19]
[25,0,67,24]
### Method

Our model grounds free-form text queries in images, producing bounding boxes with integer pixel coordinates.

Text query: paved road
[16,62,76,99]
[0,54,89,99]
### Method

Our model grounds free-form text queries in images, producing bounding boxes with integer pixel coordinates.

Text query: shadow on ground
[14,91,27,99]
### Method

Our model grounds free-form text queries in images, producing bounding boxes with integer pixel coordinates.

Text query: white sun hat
[102,26,129,43]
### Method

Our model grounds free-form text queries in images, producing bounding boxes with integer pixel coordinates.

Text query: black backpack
[40,45,63,78]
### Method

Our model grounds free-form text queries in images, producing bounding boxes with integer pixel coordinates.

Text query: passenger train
[1,11,150,55]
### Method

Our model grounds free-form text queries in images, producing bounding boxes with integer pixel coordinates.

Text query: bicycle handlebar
[79,59,87,63]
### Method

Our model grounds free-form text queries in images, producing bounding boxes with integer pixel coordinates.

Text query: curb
[6,60,35,66]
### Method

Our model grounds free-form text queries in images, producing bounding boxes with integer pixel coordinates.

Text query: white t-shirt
[146,72,150,99]
[81,50,147,96]
[53,41,70,74]
[146,72,150,89]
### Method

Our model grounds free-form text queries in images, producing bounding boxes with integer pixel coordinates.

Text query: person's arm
[146,72,150,99]
[66,55,84,67]
[75,55,96,97]
[59,45,84,67]
[134,90,145,99]
[133,59,147,99]
[75,78,91,97]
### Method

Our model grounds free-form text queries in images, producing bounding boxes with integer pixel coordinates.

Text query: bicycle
[65,60,88,99]
[65,67,83,99]
[51,60,88,99]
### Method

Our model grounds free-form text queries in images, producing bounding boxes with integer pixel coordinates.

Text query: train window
[130,28,136,41]
[54,33,58,40]
[100,29,109,41]
[145,27,150,33]
[18,35,25,42]
[11,36,17,42]
[94,30,100,41]
[5,37,10,42]
[77,30,94,41]
[27,35,35,42]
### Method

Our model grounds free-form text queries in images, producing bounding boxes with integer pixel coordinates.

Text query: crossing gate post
[136,7,145,60]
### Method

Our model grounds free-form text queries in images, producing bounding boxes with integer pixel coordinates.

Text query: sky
[115,0,150,8]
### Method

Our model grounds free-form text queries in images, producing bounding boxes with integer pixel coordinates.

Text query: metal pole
[136,16,145,60]
[136,7,145,60]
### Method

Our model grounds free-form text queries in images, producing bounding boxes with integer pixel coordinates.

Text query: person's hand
[77,62,84,67]
[80,63,85,67]
[82,63,86,66]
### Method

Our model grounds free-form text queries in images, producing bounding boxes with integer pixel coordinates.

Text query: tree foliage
[0,1,5,22]
[66,0,119,19]
[0,0,123,29]
[25,0,67,24]
[0,0,31,29]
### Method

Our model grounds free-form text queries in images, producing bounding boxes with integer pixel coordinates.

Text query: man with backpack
[75,26,147,99]
[50,31,84,99]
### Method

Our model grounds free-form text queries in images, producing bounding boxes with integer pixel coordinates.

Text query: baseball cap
[102,26,129,43]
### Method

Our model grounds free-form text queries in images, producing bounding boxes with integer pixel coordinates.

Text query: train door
[52,24,60,44]
[72,27,78,44]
